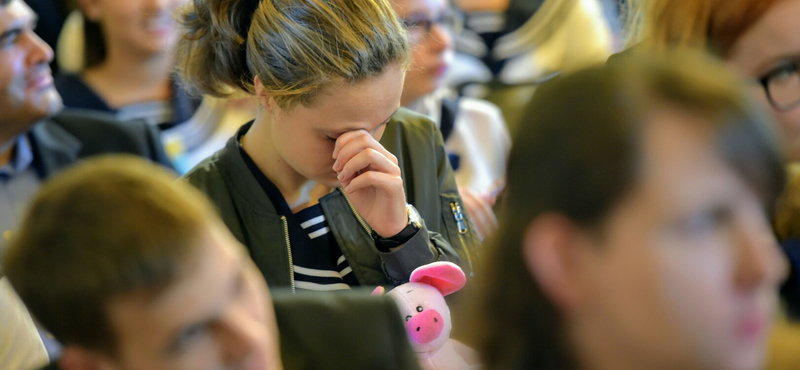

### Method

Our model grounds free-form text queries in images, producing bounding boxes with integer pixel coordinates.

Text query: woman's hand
[333,130,408,238]
[459,186,498,241]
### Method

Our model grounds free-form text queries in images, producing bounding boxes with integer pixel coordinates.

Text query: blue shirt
[0,136,41,258]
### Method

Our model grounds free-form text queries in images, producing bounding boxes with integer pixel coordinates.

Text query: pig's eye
[405,315,412,321]
[416,306,423,312]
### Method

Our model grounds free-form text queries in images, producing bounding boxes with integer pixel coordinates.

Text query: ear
[58,346,106,370]
[522,214,585,313]
[77,0,102,22]
[409,261,466,296]
[253,76,278,113]
[371,286,385,296]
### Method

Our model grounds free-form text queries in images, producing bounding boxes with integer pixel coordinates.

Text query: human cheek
[774,109,800,160]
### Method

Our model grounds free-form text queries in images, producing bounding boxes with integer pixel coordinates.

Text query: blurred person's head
[0,0,62,144]
[474,51,788,370]
[175,0,409,189]
[2,156,282,370]
[389,0,457,107]
[627,0,800,161]
[77,0,186,69]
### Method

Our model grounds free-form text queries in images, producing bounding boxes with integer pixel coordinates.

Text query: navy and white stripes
[293,205,359,291]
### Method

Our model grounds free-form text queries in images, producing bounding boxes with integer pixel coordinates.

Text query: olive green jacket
[182,108,480,289]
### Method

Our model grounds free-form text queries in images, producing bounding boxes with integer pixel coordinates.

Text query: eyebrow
[0,15,37,44]
[756,53,800,77]
[337,108,399,133]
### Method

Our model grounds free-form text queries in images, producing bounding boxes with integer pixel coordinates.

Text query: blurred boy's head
[2,156,282,370]
[476,50,788,370]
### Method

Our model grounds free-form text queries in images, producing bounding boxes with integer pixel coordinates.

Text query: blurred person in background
[389,0,510,241]
[53,0,255,172]
[0,0,172,367]
[622,0,800,364]
[473,51,788,370]
[3,156,422,370]
[624,0,800,162]
[446,0,616,131]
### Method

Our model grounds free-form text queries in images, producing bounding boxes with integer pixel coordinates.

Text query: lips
[737,311,768,342]
[27,71,53,91]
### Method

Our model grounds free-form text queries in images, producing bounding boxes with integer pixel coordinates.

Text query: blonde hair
[175,0,410,109]
[624,0,786,57]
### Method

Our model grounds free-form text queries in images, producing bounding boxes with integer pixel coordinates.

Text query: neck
[241,110,329,207]
[84,46,173,104]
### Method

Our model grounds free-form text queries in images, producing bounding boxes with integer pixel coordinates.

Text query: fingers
[460,187,499,240]
[332,130,398,173]
[337,148,401,185]
[343,170,404,195]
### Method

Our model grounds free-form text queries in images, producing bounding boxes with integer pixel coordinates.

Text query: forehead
[636,107,747,212]
[107,227,249,341]
[728,0,800,75]
[290,66,404,131]
[0,0,35,31]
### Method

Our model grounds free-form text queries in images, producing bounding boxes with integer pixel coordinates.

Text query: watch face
[407,204,423,228]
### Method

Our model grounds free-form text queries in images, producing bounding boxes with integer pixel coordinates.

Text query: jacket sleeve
[376,111,481,284]
[378,224,456,285]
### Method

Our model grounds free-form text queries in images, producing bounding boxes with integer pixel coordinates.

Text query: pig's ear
[371,286,386,296]
[409,262,466,296]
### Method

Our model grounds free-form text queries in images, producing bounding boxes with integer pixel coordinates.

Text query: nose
[428,23,452,53]
[24,31,54,67]
[217,308,267,368]
[406,309,444,344]
[734,219,789,290]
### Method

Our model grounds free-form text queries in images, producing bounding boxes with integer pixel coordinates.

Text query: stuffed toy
[373,262,481,370]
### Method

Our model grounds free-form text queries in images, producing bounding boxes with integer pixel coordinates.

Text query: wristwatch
[373,204,423,251]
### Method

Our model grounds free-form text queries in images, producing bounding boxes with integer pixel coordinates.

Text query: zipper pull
[450,202,468,235]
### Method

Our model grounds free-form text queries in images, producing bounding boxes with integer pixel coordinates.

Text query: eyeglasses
[401,8,464,44]
[757,58,800,111]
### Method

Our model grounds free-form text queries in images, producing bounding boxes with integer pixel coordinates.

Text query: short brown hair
[2,156,221,355]
[473,50,785,370]
[175,0,410,109]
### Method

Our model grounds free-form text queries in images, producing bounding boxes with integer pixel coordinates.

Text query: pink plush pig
[373,262,480,370]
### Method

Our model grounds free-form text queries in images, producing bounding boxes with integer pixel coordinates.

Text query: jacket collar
[216,121,280,215]
[28,119,82,179]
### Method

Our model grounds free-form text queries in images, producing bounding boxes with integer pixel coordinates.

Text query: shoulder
[182,150,227,189]
[384,108,440,144]
[458,97,504,122]
[49,109,169,164]
[51,109,146,145]
[54,74,109,111]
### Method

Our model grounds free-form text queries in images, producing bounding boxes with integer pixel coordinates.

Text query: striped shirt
[293,205,359,291]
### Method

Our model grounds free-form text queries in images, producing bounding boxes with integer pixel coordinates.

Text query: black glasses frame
[757,59,800,112]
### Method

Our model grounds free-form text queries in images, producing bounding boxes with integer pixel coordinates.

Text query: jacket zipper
[281,216,296,293]
[339,188,373,236]
[451,201,475,278]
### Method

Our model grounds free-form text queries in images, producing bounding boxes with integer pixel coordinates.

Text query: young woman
[53,0,250,171]
[625,0,800,161]
[473,51,787,370]
[175,0,479,292]
[389,0,510,240]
